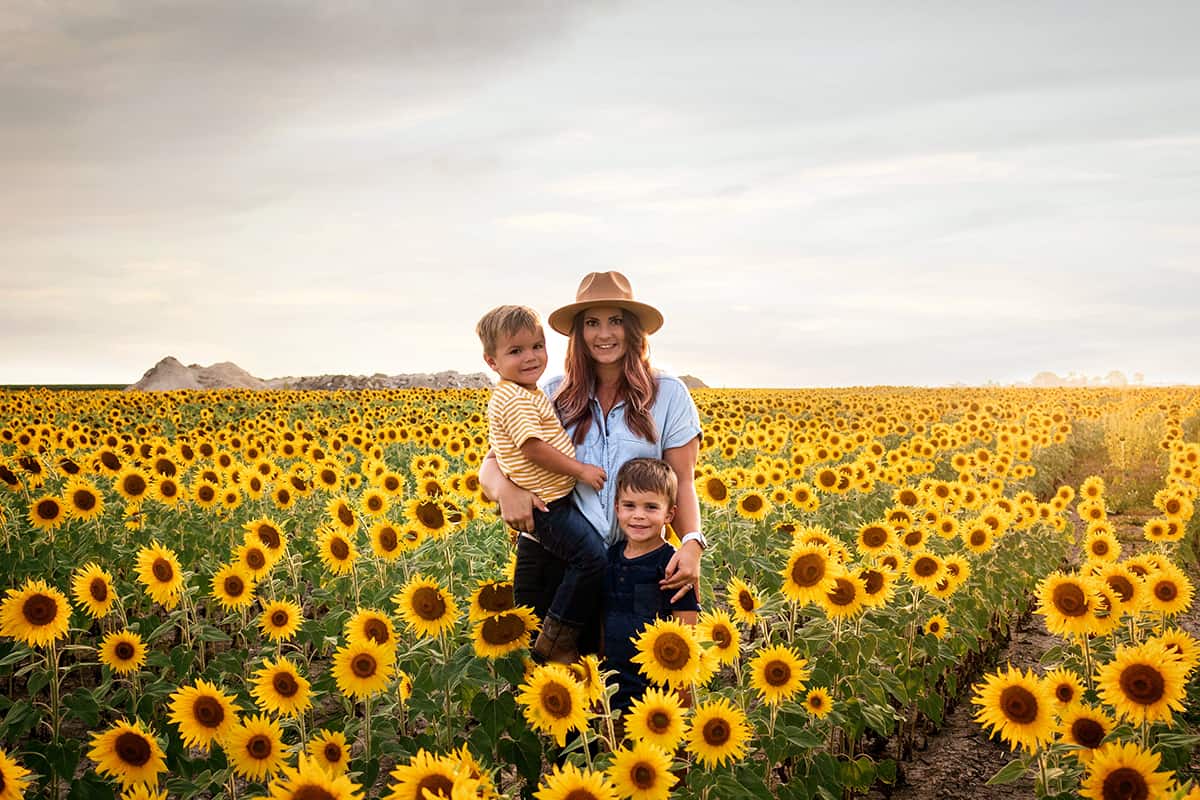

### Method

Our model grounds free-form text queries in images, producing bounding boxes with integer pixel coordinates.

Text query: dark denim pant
[512,495,606,649]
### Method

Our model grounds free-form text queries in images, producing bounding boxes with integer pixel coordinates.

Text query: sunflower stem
[363,694,373,765]
[1080,634,1094,692]
[1035,749,1048,795]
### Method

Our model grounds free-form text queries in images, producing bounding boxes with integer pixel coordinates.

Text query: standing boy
[604,458,701,712]
[476,305,607,663]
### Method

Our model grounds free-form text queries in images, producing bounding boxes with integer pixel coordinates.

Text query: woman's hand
[661,539,702,603]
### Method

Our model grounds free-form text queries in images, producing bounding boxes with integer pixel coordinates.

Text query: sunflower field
[0,386,1197,800]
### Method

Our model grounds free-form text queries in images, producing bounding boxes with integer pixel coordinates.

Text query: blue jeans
[513,495,606,644]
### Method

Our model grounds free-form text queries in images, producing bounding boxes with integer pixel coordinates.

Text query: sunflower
[804,687,833,718]
[472,607,537,659]
[855,522,894,556]
[468,580,516,622]
[71,562,115,620]
[307,729,350,776]
[819,572,867,620]
[168,678,240,751]
[267,754,364,800]
[695,609,741,665]
[607,741,676,800]
[235,541,274,581]
[923,614,949,639]
[64,478,104,522]
[317,527,358,576]
[1036,572,1102,637]
[962,522,994,554]
[971,664,1056,753]
[27,493,66,532]
[271,485,296,510]
[696,474,731,507]
[534,763,619,800]
[338,609,394,654]
[1096,639,1188,725]
[1043,667,1085,708]
[1143,561,1193,617]
[906,553,943,592]
[1057,704,1114,763]
[749,644,809,705]
[251,656,312,718]
[624,687,687,750]
[384,749,460,800]
[1095,563,1144,618]
[87,719,168,789]
[0,579,71,648]
[1078,741,1172,800]
[134,541,183,609]
[0,747,31,800]
[211,563,256,611]
[332,639,394,700]
[1154,628,1200,673]
[685,696,751,769]
[734,490,769,521]
[406,497,451,538]
[325,497,358,534]
[780,543,837,607]
[725,577,761,625]
[631,618,703,689]
[244,518,288,557]
[1084,530,1120,563]
[99,629,147,675]
[393,574,460,639]
[360,488,390,518]
[150,476,182,506]
[566,654,607,705]
[114,468,151,503]
[858,566,895,608]
[226,713,287,781]
[517,663,589,746]
[369,521,404,561]
[259,599,303,642]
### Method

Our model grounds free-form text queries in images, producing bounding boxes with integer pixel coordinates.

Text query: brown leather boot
[532,616,582,664]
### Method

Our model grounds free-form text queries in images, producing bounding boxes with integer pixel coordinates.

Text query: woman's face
[580,306,627,365]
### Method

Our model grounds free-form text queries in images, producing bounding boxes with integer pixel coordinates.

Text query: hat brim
[547,299,664,337]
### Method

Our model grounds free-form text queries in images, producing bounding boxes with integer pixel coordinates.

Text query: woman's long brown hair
[553,310,659,445]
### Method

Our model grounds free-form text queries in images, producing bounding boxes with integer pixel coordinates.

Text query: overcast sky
[4,1,1199,387]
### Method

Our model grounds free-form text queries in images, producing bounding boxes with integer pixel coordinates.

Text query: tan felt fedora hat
[548,271,664,336]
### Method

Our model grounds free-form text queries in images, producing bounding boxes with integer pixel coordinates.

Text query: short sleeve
[493,384,543,449]
[657,377,702,451]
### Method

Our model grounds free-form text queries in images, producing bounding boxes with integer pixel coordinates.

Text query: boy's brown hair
[476,305,542,356]
[615,458,678,506]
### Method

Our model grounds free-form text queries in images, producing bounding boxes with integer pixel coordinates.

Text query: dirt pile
[127,357,492,391]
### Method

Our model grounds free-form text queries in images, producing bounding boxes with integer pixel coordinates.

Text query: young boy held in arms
[476,305,607,663]
[604,458,700,713]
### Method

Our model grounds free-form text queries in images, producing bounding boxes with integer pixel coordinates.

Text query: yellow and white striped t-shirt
[487,380,576,503]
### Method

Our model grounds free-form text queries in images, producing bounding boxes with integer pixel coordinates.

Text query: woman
[480,271,705,653]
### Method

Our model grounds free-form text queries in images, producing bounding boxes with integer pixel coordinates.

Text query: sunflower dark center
[1107,576,1134,602]
[1119,664,1165,705]
[540,682,572,718]
[1101,767,1148,800]
[246,549,267,570]
[711,625,732,648]
[23,593,56,626]
[809,694,824,709]
[649,710,671,733]
[705,478,727,502]
[351,653,377,678]
[155,458,175,477]
[1153,580,1178,602]
[223,575,245,597]
[412,587,446,621]
[72,489,97,511]
[247,734,273,759]
[115,641,135,660]
[151,558,173,583]
[741,494,763,513]
[862,570,884,594]
[1052,583,1088,617]
[737,590,755,612]
[703,717,731,747]
[1092,540,1110,555]
[903,529,924,547]
[384,476,401,492]
[998,685,1038,725]
[323,742,342,762]
[481,613,526,645]
[563,790,600,800]
[378,527,398,550]
[790,553,826,587]
[198,485,215,502]
[828,577,857,606]
[969,529,988,546]
[161,481,178,498]
[194,696,225,727]
[417,775,454,800]
[115,731,152,766]
[861,526,888,548]
[765,659,791,687]
[633,765,655,789]
[337,505,354,526]
[367,496,383,511]
[100,452,121,470]
[909,556,935,577]
[36,499,61,520]
[653,632,690,670]
[256,525,281,549]
[273,672,299,697]
[1055,683,1076,703]
[270,610,290,627]
[363,619,390,645]
[478,583,515,613]
[293,787,337,800]
[330,538,350,560]
[89,577,108,602]
[416,502,445,530]
[1071,717,1105,749]
[124,475,147,495]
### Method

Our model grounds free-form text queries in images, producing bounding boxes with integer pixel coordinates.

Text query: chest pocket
[615,430,660,460]
[633,583,666,619]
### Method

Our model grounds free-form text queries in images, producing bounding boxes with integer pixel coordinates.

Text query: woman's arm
[660,437,702,601]
[479,451,547,533]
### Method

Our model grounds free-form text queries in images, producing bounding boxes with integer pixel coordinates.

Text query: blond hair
[476,305,541,356]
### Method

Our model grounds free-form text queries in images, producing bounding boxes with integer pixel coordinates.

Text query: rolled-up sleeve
[658,377,701,450]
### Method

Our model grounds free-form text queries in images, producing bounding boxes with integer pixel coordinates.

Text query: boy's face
[616,488,676,546]
[484,325,548,390]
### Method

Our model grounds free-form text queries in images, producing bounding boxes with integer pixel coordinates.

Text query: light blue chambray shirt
[541,372,702,544]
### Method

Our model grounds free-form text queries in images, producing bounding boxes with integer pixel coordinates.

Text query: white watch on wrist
[679,531,707,550]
